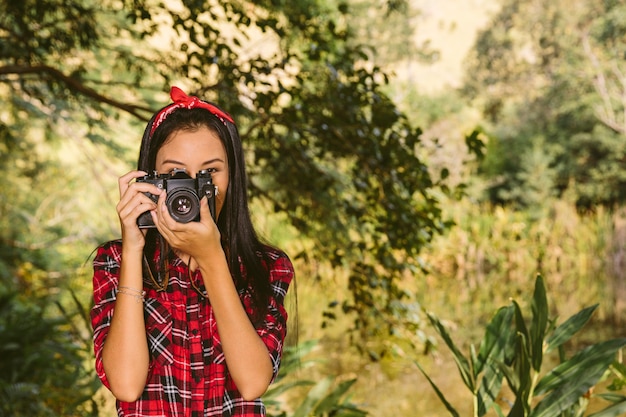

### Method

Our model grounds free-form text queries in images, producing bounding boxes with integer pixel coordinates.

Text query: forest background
[1,0,625,416]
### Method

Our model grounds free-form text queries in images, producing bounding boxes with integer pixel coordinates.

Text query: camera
[136,169,216,228]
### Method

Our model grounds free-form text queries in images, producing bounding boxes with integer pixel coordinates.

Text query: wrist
[197,253,230,283]
[121,242,145,258]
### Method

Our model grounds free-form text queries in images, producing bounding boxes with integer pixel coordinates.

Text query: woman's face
[155,126,229,217]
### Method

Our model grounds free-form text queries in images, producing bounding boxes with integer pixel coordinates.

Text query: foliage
[339,0,435,66]
[420,197,626,325]
[0,284,100,416]
[463,0,626,209]
[264,340,368,417]
[416,275,626,417]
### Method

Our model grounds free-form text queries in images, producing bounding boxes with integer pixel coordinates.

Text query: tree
[1,0,451,360]
[463,0,626,208]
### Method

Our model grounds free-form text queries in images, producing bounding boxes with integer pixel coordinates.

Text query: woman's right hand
[116,170,163,252]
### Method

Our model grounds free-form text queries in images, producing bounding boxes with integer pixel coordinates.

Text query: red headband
[150,86,234,136]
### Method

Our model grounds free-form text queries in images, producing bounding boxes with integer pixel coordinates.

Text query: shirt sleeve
[90,240,123,390]
[256,250,294,383]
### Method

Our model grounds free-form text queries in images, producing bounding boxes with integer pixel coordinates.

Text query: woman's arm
[197,251,274,400]
[98,171,162,401]
[100,247,150,402]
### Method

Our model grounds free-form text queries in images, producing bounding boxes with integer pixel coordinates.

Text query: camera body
[136,169,217,228]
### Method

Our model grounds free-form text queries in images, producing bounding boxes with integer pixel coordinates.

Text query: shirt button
[192,329,199,336]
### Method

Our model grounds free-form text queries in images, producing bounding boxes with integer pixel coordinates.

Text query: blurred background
[1,0,625,415]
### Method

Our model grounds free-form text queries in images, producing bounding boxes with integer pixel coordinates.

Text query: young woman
[91,86,294,417]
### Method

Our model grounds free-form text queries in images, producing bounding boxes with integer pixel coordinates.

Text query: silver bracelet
[117,286,146,303]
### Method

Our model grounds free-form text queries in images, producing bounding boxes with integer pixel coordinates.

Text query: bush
[416,275,626,417]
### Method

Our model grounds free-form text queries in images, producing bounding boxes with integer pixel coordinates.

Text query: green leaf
[427,312,475,391]
[531,338,626,417]
[496,358,519,393]
[314,378,358,415]
[477,360,504,417]
[586,398,626,417]
[529,275,548,372]
[414,361,461,417]
[263,380,315,402]
[595,393,626,403]
[492,402,506,417]
[509,331,532,417]
[476,305,515,375]
[292,376,334,417]
[535,338,626,395]
[545,304,598,353]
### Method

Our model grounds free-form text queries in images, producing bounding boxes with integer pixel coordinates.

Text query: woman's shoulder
[259,244,291,265]
[260,244,287,258]
[258,245,294,281]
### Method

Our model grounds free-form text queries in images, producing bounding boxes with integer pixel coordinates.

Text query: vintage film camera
[136,169,217,228]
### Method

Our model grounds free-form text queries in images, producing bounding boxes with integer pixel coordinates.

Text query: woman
[91,86,294,416]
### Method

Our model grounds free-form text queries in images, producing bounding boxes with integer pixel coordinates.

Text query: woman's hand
[151,191,222,260]
[116,170,162,252]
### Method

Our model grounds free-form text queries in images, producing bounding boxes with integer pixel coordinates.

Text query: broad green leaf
[476,305,515,375]
[314,378,357,415]
[510,301,533,414]
[496,358,519,393]
[471,344,478,376]
[427,312,475,391]
[263,380,315,401]
[595,393,626,402]
[511,331,532,417]
[531,338,626,417]
[292,376,334,417]
[535,338,626,395]
[512,301,530,352]
[493,402,505,417]
[477,360,504,417]
[415,361,461,417]
[332,407,369,417]
[545,304,598,353]
[529,275,548,372]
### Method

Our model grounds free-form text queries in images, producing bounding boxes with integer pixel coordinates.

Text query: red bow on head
[150,86,234,136]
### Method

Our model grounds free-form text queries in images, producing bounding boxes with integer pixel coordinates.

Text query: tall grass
[420,198,624,331]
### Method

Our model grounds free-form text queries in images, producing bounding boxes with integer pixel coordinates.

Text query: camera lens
[166,189,200,223]
[173,196,192,215]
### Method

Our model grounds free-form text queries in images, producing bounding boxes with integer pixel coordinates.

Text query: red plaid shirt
[91,240,293,417]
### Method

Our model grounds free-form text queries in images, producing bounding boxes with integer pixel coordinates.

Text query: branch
[580,29,626,135]
[0,64,154,121]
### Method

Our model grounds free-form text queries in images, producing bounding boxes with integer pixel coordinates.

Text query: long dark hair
[138,105,272,323]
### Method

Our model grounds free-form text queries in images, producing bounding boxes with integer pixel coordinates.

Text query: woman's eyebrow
[160,159,185,165]
[160,158,224,165]
[202,158,225,165]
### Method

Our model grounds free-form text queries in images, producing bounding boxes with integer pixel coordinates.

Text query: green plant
[0,285,100,416]
[416,275,626,417]
[264,340,368,417]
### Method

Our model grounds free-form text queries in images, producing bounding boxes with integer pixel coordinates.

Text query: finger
[198,196,213,225]
[118,198,156,228]
[154,191,178,233]
[118,170,147,198]
[116,188,158,219]
[118,182,162,219]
